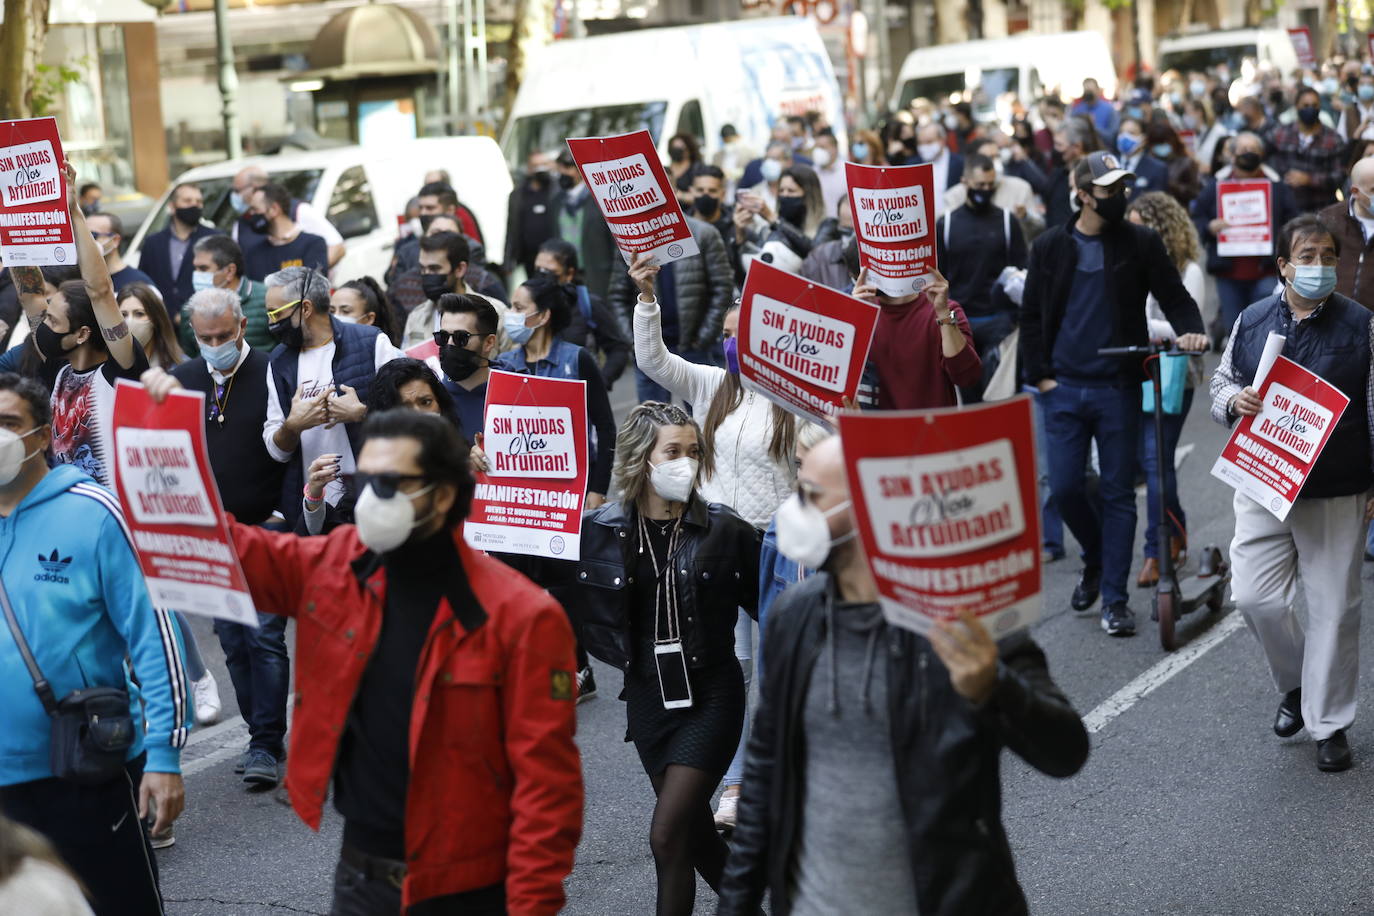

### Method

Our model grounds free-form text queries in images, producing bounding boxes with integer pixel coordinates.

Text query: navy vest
[1231,292,1372,499]
[268,317,382,525]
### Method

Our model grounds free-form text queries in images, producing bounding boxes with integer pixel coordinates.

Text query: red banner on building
[464,370,589,559]
[566,130,700,267]
[737,258,880,425]
[111,381,258,626]
[0,117,76,266]
[1288,27,1317,70]
[1211,355,1350,521]
[838,397,1042,637]
[1216,179,1273,257]
[845,161,938,298]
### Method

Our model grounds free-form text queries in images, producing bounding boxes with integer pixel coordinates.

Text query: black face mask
[268,309,305,350]
[777,196,807,227]
[440,344,487,383]
[34,322,78,360]
[1091,190,1127,226]
[175,206,203,227]
[418,213,437,233]
[693,195,720,218]
[669,146,688,163]
[967,188,994,210]
[1234,151,1262,172]
[558,173,576,191]
[420,273,452,302]
[246,213,271,235]
[1082,91,1097,105]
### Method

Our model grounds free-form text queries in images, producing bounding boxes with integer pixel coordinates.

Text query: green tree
[0,0,53,119]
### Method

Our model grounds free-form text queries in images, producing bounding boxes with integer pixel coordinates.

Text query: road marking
[183,741,248,778]
[187,714,245,747]
[1083,611,1245,734]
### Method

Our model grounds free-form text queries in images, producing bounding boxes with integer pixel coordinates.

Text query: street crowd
[4,43,1374,916]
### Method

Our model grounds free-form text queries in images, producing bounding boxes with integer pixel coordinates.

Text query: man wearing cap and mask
[718,434,1088,916]
[1020,150,1207,638]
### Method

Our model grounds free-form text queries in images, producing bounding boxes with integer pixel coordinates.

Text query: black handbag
[0,575,134,785]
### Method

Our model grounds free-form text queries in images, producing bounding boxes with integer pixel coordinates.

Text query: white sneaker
[714,792,738,831]
[192,670,221,726]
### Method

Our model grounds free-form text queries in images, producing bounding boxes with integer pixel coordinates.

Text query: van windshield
[1160,44,1257,76]
[141,169,324,239]
[898,68,1016,113]
[508,102,668,169]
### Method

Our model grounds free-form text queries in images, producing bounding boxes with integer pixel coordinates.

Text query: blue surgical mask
[1289,264,1336,301]
[191,270,217,293]
[1189,79,1207,98]
[230,190,246,213]
[851,141,869,162]
[1152,143,1173,159]
[1360,84,1374,102]
[504,309,536,346]
[1322,77,1340,97]
[201,338,241,372]
[1117,133,1142,156]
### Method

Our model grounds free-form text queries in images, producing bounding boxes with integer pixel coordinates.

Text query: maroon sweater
[870,292,982,410]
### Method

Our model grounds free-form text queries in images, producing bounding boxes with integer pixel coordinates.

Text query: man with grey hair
[142,285,293,786]
[913,120,964,217]
[261,267,403,527]
[1045,117,1101,229]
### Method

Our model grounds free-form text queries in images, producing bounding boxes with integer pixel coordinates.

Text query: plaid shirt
[1267,124,1346,213]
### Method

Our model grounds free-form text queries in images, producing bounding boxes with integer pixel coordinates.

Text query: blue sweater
[0,466,190,784]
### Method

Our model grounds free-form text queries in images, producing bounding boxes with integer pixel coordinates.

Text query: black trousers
[331,852,506,916]
[0,753,164,916]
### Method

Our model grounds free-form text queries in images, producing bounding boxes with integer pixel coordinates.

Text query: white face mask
[353,481,436,553]
[811,147,833,169]
[760,159,784,184]
[0,426,42,486]
[917,142,944,162]
[649,456,698,504]
[332,313,358,325]
[774,493,854,569]
[127,318,154,349]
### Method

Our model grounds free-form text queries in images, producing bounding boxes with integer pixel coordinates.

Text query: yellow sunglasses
[266,299,302,322]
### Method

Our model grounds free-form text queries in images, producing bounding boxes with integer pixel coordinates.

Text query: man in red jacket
[142,378,583,915]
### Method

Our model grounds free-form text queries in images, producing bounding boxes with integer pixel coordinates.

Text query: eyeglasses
[433,329,477,349]
[356,472,429,499]
[266,299,301,322]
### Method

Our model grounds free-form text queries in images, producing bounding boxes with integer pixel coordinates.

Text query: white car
[126,137,512,284]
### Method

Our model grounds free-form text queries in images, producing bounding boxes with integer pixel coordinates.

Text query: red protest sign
[1288,27,1316,70]
[838,397,1042,637]
[566,130,700,267]
[1216,180,1273,257]
[1210,355,1350,521]
[846,161,938,298]
[0,117,76,266]
[737,258,880,425]
[464,370,589,559]
[111,381,258,626]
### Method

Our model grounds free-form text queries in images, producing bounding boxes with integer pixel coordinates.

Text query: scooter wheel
[1206,586,1224,614]
[1156,590,1178,652]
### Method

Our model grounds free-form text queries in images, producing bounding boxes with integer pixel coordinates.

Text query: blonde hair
[795,421,831,454]
[612,402,713,509]
[1127,191,1202,272]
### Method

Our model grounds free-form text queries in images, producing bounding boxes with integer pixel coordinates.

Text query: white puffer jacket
[635,299,795,528]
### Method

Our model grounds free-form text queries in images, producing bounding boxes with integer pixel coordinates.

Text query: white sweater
[635,299,796,527]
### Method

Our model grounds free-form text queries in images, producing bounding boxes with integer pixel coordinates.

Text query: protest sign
[0,117,76,266]
[737,258,880,425]
[566,130,699,267]
[1216,180,1273,257]
[111,381,258,626]
[1288,27,1316,69]
[846,161,938,298]
[1211,355,1350,521]
[838,397,1041,637]
[464,370,589,559]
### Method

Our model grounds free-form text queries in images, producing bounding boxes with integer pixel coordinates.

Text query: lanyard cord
[639,513,683,645]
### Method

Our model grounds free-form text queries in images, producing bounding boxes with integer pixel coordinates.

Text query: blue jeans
[634,346,714,406]
[213,612,290,758]
[1042,382,1141,607]
[1140,388,1194,559]
[173,611,207,681]
[723,610,753,788]
[1026,385,1065,555]
[1215,275,1278,338]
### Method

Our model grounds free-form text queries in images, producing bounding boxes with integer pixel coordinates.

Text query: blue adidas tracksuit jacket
[0,464,190,784]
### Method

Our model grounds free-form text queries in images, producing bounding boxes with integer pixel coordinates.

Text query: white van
[502,17,846,169]
[126,137,512,283]
[891,31,1117,118]
[1157,29,1299,78]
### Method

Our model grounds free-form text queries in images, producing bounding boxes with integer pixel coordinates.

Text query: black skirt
[623,660,745,780]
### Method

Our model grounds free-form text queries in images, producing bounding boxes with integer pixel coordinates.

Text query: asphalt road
[159,354,1374,915]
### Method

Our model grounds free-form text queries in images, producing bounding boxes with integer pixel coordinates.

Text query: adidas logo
[34,549,72,584]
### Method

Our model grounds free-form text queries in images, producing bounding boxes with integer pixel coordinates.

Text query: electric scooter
[1098,344,1230,651]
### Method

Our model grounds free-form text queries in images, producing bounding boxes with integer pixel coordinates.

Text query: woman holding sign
[567,402,761,916]
[629,252,798,830]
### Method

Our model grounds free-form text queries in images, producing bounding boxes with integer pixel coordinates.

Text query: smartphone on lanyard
[655,642,693,709]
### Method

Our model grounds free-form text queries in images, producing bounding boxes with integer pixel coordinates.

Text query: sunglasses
[433,329,479,349]
[266,299,302,322]
[356,472,429,499]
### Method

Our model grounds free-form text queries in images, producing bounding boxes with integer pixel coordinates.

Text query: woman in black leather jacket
[562,401,761,916]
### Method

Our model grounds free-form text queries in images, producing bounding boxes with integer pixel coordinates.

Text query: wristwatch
[935,311,959,327]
